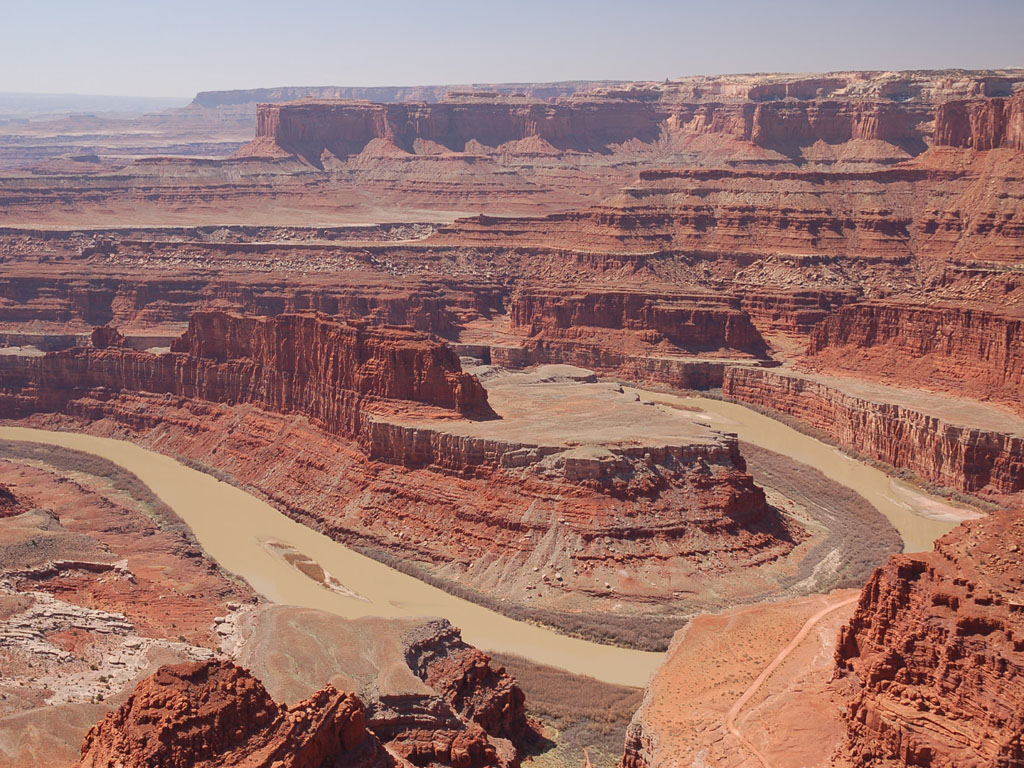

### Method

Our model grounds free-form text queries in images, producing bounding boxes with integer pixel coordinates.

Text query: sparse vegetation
[0,439,184,533]
[491,651,643,768]
[360,547,687,651]
[741,442,904,590]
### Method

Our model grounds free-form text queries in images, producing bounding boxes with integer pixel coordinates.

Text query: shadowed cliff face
[835,510,1024,768]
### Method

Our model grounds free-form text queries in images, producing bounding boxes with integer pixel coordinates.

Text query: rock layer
[0,310,492,434]
[722,366,1024,501]
[834,510,1024,767]
[807,301,1024,412]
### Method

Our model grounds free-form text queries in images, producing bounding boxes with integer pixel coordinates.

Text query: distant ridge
[191,81,626,107]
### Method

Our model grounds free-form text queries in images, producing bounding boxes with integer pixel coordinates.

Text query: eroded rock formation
[0,310,492,431]
[834,510,1024,767]
[722,366,1024,502]
[806,301,1024,412]
[79,660,390,768]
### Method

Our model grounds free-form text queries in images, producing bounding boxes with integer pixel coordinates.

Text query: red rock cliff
[933,90,1024,151]
[722,367,1024,500]
[79,660,390,768]
[254,99,667,159]
[807,301,1024,412]
[0,311,493,433]
[834,511,1024,767]
[509,287,768,356]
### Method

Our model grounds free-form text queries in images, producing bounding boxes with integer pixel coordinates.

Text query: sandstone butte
[0,68,1023,768]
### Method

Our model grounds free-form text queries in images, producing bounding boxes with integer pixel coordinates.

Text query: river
[624,388,977,553]
[0,396,975,685]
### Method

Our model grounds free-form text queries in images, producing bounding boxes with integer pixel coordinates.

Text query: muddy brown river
[627,389,978,552]
[0,397,975,685]
[0,425,665,687]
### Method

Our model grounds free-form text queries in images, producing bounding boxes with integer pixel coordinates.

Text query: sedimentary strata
[0,315,813,633]
[806,301,1024,411]
[0,310,492,428]
[834,510,1024,767]
[722,366,1024,502]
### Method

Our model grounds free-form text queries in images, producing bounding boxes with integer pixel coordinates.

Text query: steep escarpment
[252,98,668,161]
[806,301,1024,412]
[246,71,1024,165]
[0,310,492,429]
[79,660,390,768]
[933,89,1024,151]
[722,367,1024,501]
[834,511,1024,767]
[508,287,768,356]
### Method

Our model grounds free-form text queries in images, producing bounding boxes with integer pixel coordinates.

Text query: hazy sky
[3,0,1022,97]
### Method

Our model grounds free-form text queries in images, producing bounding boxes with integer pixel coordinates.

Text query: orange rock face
[78,660,390,768]
[722,367,1024,501]
[933,90,1024,151]
[806,301,1024,413]
[404,620,528,745]
[834,510,1024,768]
[0,310,492,430]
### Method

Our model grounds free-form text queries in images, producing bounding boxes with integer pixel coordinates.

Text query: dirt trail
[725,594,859,767]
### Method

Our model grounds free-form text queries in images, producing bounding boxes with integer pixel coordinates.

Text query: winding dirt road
[725,594,859,768]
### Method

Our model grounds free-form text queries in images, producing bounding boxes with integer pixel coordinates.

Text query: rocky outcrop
[78,660,390,768]
[934,90,1024,151]
[403,620,528,745]
[0,311,492,431]
[508,287,768,356]
[834,510,1024,767]
[89,325,126,349]
[807,301,1024,411]
[235,610,529,768]
[722,367,1024,500]
[0,482,22,516]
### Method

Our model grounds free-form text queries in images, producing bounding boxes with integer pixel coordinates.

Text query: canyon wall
[253,98,668,159]
[933,89,1024,151]
[835,511,1024,767]
[0,311,491,433]
[0,270,504,339]
[806,301,1024,410]
[508,287,768,355]
[248,71,1024,163]
[722,367,1024,500]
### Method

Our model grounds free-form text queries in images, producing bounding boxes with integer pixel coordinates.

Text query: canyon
[0,67,1021,768]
